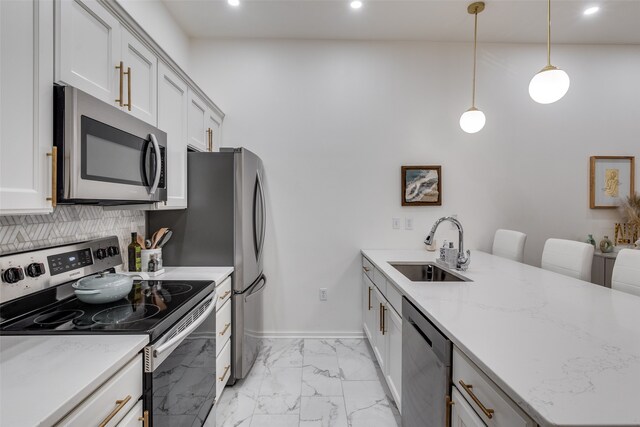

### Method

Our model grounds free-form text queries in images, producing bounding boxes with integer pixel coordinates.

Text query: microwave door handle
[148,134,161,195]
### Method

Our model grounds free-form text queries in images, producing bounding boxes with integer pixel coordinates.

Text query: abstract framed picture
[589,156,635,209]
[401,165,442,206]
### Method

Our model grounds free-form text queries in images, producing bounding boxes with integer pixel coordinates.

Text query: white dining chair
[541,238,594,282]
[492,229,527,263]
[611,249,640,297]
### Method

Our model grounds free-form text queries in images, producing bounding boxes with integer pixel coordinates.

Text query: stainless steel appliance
[0,237,217,426]
[402,297,452,427]
[53,85,167,205]
[149,148,266,383]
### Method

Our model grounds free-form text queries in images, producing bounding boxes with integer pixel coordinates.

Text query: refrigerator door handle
[245,274,267,302]
[256,171,266,262]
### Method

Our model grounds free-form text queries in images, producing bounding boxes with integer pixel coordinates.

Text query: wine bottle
[128,232,142,272]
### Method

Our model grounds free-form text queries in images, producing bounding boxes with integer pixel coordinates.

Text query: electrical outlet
[392,218,401,230]
[405,217,414,230]
[319,288,328,301]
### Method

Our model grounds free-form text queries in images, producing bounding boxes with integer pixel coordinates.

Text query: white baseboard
[258,331,365,339]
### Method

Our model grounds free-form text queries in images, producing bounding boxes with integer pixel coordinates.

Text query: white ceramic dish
[73,273,134,304]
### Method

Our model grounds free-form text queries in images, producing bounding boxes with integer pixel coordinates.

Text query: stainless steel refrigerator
[149,148,266,383]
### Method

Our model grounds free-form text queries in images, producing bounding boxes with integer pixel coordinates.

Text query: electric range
[0,236,218,426]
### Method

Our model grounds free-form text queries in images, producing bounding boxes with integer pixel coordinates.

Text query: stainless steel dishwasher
[402,297,452,427]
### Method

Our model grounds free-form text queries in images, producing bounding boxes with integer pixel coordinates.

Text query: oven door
[56,86,167,204]
[144,292,217,427]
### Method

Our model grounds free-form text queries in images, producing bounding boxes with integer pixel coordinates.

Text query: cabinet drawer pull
[124,66,132,111]
[219,290,231,300]
[218,365,231,381]
[445,395,454,427]
[368,287,372,310]
[459,380,495,419]
[138,410,149,427]
[115,61,124,107]
[98,395,132,427]
[46,147,57,207]
[219,322,231,336]
[381,305,386,335]
[379,303,383,332]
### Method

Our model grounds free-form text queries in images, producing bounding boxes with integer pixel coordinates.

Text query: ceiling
[162,0,640,44]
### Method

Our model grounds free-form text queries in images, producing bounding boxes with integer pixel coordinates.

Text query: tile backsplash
[0,206,145,256]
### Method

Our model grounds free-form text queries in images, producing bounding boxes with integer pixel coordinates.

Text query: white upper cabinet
[56,0,158,126]
[206,108,223,152]
[0,0,54,215]
[121,29,157,125]
[157,61,188,209]
[187,89,208,152]
[56,0,120,105]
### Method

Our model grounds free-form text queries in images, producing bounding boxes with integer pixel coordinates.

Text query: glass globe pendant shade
[459,107,486,134]
[528,65,570,104]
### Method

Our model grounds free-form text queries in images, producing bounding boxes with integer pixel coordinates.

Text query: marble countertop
[122,266,233,283]
[362,249,640,427]
[0,334,148,427]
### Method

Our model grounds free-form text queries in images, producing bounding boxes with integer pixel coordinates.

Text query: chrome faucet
[424,216,471,271]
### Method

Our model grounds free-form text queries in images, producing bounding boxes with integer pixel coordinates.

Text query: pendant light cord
[472,10,478,108]
[547,0,551,66]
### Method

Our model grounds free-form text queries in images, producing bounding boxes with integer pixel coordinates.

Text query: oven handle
[148,133,161,195]
[153,293,216,357]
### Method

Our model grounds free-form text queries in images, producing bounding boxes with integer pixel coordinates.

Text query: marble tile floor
[208,338,401,427]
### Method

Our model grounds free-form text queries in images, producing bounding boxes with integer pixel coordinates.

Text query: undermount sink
[389,262,470,282]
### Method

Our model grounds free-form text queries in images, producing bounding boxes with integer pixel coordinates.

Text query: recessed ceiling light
[350,0,363,10]
[583,6,600,15]
[228,0,240,7]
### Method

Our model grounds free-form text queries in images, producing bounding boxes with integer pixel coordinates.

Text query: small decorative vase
[599,236,614,253]
[585,234,596,247]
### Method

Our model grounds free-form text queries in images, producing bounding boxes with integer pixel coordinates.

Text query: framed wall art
[401,165,442,206]
[589,156,635,209]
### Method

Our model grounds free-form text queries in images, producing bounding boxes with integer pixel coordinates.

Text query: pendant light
[528,0,570,104]
[459,2,486,134]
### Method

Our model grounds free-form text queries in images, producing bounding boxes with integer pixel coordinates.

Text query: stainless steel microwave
[53,86,167,205]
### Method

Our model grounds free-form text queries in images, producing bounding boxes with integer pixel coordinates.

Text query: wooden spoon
[136,234,146,249]
[151,227,168,249]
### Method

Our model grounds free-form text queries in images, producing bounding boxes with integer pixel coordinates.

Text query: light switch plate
[405,218,414,230]
[319,288,328,301]
[392,218,401,230]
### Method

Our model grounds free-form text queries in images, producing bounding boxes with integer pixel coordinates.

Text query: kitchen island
[362,249,640,426]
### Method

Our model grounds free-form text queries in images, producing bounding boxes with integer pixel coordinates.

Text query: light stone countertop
[121,266,233,284]
[361,249,640,427]
[0,334,148,427]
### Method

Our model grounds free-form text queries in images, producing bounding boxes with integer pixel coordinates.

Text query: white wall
[189,39,640,336]
[117,0,190,71]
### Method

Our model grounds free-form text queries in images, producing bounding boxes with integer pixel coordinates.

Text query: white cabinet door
[157,61,188,209]
[451,387,487,427]
[206,108,222,152]
[372,287,387,373]
[362,275,377,342]
[385,306,402,409]
[187,89,208,152]
[56,0,121,105]
[0,0,54,215]
[121,29,157,125]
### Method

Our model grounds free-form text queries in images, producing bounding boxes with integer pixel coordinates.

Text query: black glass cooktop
[0,280,215,340]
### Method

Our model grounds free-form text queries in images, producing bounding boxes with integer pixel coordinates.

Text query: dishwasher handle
[402,297,451,365]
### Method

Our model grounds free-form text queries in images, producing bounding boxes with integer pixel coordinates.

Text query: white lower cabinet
[215,276,233,400]
[451,387,486,427]
[116,400,145,427]
[361,256,402,411]
[57,355,143,427]
[216,339,232,399]
[0,0,54,215]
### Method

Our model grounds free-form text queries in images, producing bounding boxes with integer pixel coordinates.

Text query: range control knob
[26,262,46,278]
[95,248,107,260]
[107,246,119,257]
[2,267,25,284]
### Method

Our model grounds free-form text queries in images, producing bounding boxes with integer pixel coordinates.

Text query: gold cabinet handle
[381,305,386,335]
[379,303,383,332]
[219,290,231,300]
[46,147,57,207]
[218,364,231,381]
[219,322,231,336]
[206,128,212,151]
[459,380,495,419]
[98,395,132,427]
[124,66,132,111]
[445,395,454,427]
[368,287,372,310]
[115,61,124,106]
[138,410,149,427]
